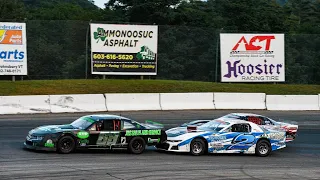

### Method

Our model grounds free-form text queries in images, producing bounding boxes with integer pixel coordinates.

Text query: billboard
[90,23,158,75]
[0,22,27,75]
[220,33,285,82]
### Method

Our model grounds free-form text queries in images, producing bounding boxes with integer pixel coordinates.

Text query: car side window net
[100,120,121,131]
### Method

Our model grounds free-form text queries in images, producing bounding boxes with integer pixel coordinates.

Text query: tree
[0,0,26,21]
[106,0,180,24]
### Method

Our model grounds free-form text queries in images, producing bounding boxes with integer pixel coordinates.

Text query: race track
[0,110,319,180]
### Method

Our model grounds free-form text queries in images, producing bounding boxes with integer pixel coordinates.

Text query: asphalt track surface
[0,110,320,180]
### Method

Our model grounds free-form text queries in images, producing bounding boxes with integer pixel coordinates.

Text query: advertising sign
[220,33,285,82]
[90,23,158,75]
[0,22,27,75]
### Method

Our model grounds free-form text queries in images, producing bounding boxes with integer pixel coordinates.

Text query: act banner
[220,33,285,82]
[0,22,27,75]
[90,23,158,75]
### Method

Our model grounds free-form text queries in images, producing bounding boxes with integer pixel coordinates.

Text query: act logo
[231,35,275,53]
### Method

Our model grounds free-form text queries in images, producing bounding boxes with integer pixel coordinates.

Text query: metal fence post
[215,28,223,82]
[85,20,92,79]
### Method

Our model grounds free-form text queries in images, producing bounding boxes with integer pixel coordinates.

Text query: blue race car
[156,118,286,157]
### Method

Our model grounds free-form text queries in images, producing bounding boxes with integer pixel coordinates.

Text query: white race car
[220,113,299,142]
[156,119,287,157]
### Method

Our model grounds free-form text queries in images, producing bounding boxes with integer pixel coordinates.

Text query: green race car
[24,114,167,154]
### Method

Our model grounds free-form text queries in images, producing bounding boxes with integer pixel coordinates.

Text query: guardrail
[0,93,319,114]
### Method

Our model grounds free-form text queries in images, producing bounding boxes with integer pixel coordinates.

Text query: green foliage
[0,0,26,21]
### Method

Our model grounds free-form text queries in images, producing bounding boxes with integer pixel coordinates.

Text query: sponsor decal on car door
[96,131,120,146]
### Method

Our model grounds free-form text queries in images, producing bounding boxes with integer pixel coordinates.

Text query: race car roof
[215,118,251,124]
[83,114,131,121]
[228,113,262,117]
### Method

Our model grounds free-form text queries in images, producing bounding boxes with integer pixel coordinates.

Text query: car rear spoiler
[144,120,164,128]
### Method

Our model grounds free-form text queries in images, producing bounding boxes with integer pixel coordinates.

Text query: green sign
[125,129,161,136]
[77,131,89,139]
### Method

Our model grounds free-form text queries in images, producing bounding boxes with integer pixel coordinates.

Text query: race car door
[88,119,122,147]
[224,123,256,151]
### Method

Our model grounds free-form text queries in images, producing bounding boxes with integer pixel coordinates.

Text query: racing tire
[128,137,146,154]
[190,138,206,156]
[57,136,75,154]
[255,139,271,157]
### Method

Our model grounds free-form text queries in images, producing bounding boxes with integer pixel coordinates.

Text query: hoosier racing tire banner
[220,33,285,82]
[90,23,158,75]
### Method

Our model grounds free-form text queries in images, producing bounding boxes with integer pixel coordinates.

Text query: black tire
[128,137,146,154]
[57,136,75,154]
[190,138,206,156]
[255,139,271,157]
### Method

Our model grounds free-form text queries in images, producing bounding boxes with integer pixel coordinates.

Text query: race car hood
[166,127,187,137]
[29,124,77,135]
[166,127,209,138]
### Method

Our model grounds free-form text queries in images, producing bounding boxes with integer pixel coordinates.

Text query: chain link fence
[1,20,319,84]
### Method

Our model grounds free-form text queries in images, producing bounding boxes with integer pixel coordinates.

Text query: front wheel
[128,137,146,154]
[57,136,75,154]
[190,138,206,156]
[255,139,271,157]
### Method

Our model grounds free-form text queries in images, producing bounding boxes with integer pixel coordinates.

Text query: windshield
[71,117,95,130]
[198,120,229,131]
[181,120,197,127]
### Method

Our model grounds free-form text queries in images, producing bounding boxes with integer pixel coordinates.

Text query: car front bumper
[24,141,57,151]
[155,141,189,152]
[24,137,57,152]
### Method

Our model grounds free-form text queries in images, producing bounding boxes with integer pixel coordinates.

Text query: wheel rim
[259,143,269,155]
[132,140,143,151]
[61,139,72,151]
[192,142,202,154]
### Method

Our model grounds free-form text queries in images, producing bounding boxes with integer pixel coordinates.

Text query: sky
[94,0,108,9]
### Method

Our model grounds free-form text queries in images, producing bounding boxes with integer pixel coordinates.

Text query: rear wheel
[190,138,206,156]
[128,137,146,154]
[255,139,271,157]
[57,136,75,154]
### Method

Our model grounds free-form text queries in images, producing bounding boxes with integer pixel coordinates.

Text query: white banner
[90,23,158,75]
[220,33,285,82]
[0,22,27,75]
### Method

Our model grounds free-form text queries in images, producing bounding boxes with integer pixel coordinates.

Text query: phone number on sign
[93,54,134,60]
[0,69,22,73]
